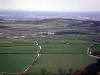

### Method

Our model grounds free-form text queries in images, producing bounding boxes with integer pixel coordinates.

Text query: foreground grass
[30,54,96,73]
[0,54,36,73]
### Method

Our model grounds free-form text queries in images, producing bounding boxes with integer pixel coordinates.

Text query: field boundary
[0,53,36,54]
[0,72,20,75]
[23,41,42,74]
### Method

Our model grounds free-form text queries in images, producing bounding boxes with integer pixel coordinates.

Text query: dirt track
[23,41,42,74]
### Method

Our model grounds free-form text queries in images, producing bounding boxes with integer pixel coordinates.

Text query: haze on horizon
[0,0,100,12]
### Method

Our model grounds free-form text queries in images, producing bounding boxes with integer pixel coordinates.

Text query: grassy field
[0,34,98,73]
[0,38,38,73]
[0,18,99,73]
[29,34,93,54]
[41,39,90,54]
[30,54,96,73]
[25,34,97,73]
[0,39,39,53]
[0,54,36,73]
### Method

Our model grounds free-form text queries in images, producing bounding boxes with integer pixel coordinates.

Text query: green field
[0,38,38,73]
[0,34,97,73]
[30,54,96,73]
[0,54,36,73]
[0,39,39,54]
[25,34,97,73]
[30,34,93,54]
[40,39,90,54]
[0,19,99,74]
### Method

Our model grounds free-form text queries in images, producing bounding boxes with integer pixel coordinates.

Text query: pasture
[0,34,98,73]
[31,34,93,54]
[0,38,38,73]
[0,39,39,54]
[0,18,100,74]
[0,54,36,73]
[24,34,97,73]
[30,54,96,73]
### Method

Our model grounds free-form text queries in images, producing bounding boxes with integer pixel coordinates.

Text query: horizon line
[0,9,100,13]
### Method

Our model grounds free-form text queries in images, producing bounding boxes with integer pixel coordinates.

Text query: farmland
[0,34,97,73]
[0,54,36,73]
[0,38,40,54]
[0,18,99,74]
[30,54,96,73]
[31,35,91,54]
[26,34,97,73]
[0,38,38,73]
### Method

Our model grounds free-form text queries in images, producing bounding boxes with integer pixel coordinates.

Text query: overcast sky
[0,0,100,12]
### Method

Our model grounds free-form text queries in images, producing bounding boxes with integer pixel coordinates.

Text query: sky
[0,0,100,12]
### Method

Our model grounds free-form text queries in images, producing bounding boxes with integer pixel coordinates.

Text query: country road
[23,41,42,74]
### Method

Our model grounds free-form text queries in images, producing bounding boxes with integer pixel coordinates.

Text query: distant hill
[0,10,100,20]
